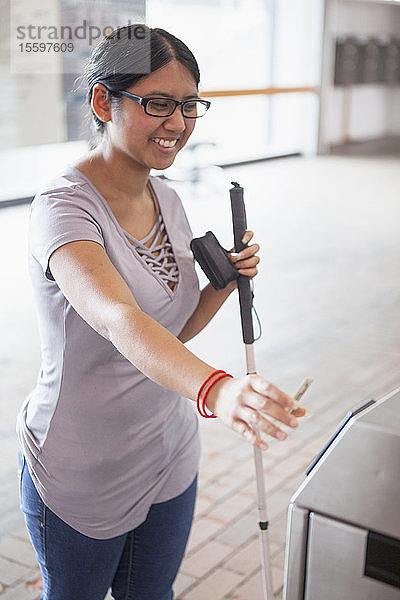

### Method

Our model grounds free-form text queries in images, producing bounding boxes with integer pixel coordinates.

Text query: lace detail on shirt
[128,213,179,289]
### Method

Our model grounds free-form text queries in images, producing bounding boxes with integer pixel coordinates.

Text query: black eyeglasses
[119,91,211,118]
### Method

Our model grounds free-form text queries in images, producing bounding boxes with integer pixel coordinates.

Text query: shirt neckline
[66,166,181,299]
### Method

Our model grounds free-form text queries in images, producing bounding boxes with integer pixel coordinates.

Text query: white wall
[388,88,400,134]
[318,0,400,152]
[273,0,325,88]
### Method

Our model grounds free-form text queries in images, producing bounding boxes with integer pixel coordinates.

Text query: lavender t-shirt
[16,166,201,539]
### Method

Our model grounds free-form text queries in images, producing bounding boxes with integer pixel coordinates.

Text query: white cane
[230,182,274,600]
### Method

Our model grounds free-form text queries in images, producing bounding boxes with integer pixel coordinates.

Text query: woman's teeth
[152,138,178,148]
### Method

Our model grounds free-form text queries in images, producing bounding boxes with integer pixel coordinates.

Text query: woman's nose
[163,107,186,131]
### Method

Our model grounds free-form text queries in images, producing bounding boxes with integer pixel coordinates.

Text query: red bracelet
[200,372,233,419]
[196,370,226,417]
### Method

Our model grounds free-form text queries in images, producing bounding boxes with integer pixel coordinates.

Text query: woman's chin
[149,155,178,172]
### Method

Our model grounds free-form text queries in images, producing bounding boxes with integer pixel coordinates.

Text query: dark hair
[81,25,200,145]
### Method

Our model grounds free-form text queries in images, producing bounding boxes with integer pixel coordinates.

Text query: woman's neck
[78,142,150,205]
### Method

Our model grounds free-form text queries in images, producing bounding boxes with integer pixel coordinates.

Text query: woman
[16,25,304,600]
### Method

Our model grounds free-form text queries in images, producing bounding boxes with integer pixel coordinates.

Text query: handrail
[199,86,318,98]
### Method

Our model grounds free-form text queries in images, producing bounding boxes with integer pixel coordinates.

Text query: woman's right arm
[49,240,303,449]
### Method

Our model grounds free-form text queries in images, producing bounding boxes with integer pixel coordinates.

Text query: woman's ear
[91,83,112,123]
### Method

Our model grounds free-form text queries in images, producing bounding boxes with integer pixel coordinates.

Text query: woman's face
[105,60,198,171]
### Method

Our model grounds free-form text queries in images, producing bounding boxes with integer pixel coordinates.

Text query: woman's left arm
[178,231,260,343]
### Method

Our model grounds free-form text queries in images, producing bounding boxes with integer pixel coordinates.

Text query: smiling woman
[16,23,302,600]
[88,60,199,172]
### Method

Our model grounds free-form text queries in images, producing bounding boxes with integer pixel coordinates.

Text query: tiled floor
[1,153,399,598]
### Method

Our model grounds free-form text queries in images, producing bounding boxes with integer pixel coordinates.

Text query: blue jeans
[18,452,197,600]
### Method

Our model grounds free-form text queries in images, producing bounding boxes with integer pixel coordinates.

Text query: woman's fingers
[248,396,299,429]
[230,418,269,450]
[237,267,258,278]
[227,231,254,256]
[241,230,254,244]
[230,246,260,278]
[235,256,260,274]
[230,243,260,264]
[228,232,260,279]
[291,406,307,417]
[249,378,307,420]
[245,375,302,428]
[209,374,306,450]
[237,406,288,441]
[249,376,295,410]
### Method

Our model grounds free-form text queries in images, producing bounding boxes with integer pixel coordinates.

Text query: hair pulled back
[82,25,200,145]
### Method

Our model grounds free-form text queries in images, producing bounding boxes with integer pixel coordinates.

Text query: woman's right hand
[205,374,306,450]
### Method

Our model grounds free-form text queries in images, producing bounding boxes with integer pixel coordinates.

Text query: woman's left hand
[229,230,260,279]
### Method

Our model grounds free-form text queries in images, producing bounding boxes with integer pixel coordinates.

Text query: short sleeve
[29,183,105,281]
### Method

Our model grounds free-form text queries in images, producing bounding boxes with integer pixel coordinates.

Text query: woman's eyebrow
[143,90,200,99]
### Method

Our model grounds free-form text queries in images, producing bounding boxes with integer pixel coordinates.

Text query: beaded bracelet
[196,370,233,418]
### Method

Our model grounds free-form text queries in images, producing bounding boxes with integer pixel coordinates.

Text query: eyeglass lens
[146,99,208,118]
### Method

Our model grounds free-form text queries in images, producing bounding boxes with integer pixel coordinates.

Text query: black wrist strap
[190,231,239,290]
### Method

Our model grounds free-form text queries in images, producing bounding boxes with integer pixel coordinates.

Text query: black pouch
[190,231,240,290]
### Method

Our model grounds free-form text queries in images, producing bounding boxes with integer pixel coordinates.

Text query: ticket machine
[284,386,400,600]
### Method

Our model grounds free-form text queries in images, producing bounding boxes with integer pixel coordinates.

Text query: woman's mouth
[151,137,179,151]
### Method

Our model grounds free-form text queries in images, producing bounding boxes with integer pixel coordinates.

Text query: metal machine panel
[291,389,400,539]
[283,505,309,600]
[304,513,400,600]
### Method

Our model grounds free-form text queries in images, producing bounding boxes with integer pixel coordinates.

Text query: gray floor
[0,153,399,595]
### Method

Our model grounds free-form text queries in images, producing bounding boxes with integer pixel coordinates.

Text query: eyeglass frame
[117,90,211,119]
